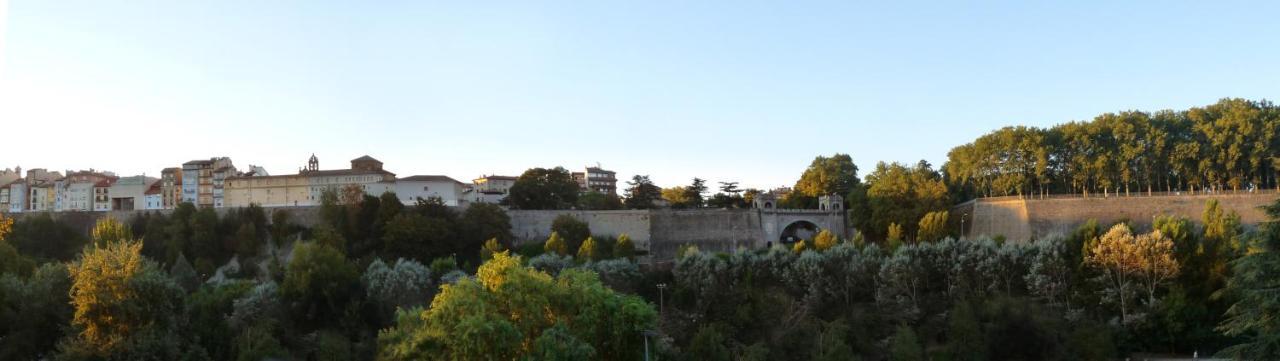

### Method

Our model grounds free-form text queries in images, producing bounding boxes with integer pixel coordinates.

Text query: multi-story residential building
[161,167,182,209]
[183,157,234,208]
[144,181,163,210]
[93,179,114,211]
[0,178,17,211]
[6,181,26,213]
[395,175,467,206]
[62,170,117,212]
[571,165,618,195]
[224,155,397,208]
[471,175,517,204]
[29,181,58,212]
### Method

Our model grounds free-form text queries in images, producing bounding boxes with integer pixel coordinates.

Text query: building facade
[224,155,397,208]
[161,167,182,209]
[471,175,517,204]
[572,166,618,195]
[183,157,234,207]
[395,175,467,206]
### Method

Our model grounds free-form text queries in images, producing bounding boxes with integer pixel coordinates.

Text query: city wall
[960,192,1276,241]
[3,207,836,261]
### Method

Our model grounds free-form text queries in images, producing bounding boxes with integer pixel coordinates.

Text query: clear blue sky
[2,1,1278,189]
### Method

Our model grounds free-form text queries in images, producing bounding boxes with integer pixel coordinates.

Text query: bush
[551,215,590,252]
[527,253,575,276]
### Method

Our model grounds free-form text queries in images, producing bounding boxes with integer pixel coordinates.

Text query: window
[423,186,429,191]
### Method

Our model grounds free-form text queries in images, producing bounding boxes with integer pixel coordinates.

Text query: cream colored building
[224,154,396,208]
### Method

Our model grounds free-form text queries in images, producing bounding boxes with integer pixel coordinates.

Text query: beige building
[472,175,517,204]
[161,167,182,209]
[224,154,396,208]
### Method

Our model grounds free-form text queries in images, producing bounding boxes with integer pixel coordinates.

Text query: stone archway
[779,220,819,243]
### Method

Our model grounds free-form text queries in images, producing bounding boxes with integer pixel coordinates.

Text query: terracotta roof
[183,160,213,166]
[351,155,381,163]
[399,175,464,184]
[144,181,163,195]
[94,179,115,187]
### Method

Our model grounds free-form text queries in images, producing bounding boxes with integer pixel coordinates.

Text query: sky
[2,1,1279,190]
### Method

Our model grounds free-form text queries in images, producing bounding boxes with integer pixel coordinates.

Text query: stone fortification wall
[963,193,1275,241]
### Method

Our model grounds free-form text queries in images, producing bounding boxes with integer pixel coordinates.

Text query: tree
[377,252,657,360]
[946,302,986,361]
[795,154,861,197]
[662,186,695,208]
[281,242,361,331]
[480,238,504,261]
[270,209,293,247]
[887,223,904,244]
[719,181,741,195]
[916,210,949,243]
[685,177,708,208]
[813,229,839,251]
[577,191,623,210]
[688,325,732,361]
[64,239,185,357]
[544,232,569,256]
[889,325,924,361]
[813,319,855,361]
[0,262,73,360]
[0,213,11,241]
[577,236,602,261]
[614,233,635,259]
[169,253,200,292]
[865,161,948,241]
[793,239,809,254]
[382,213,454,263]
[551,215,591,252]
[1085,224,1178,324]
[91,217,132,247]
[363,258,432,325]
[506,167,580,210]
[624,175,663,209]
[459,203,513,262]
[1217,199,1280,359]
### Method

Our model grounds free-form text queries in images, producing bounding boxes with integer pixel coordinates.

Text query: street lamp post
[656,283,667,316]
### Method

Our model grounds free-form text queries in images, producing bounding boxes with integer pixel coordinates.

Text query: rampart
[958,192,1275,241]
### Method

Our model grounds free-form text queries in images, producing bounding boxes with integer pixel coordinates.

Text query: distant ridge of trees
[943,98,1280,200]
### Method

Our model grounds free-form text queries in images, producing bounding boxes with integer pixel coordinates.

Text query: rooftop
[399,175,464,184]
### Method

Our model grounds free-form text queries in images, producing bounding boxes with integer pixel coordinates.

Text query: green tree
[865,161,948,241]
[662,186,694,209]
[889,325,924,361]
[624,175,663,209]
[688,325,732,361]
[480,238,505,261]
[459,202,513,262]
[551,215,591,252]
[377,252,657,360]
[577,191,623,210]
[614,233,635,259]
[794,153,861,197]
[544,232,569,256]
[577,236,602,261]
[1217,198,1280,359]
[813,229,839,251]
[281,242,361,331]
[383,213,454,263]
[63,239,185,358]
[506,167,580,210]
[946,302,986,361]
[916,210,949,243]
[0,262,73,360]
